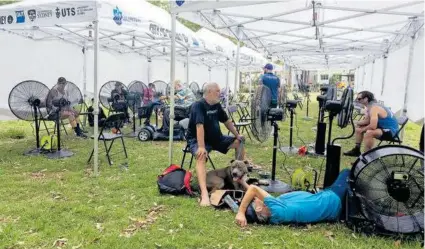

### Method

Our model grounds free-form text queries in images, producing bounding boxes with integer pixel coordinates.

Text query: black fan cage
[8,80,50,121]
[351,145,424,234]
[152,80,168,98]
[46,81,83,114]
[251,85,272,143]
[337,87,354,128]
[99,81,128,110]
[189,82,202,99]
[128,80,148,110]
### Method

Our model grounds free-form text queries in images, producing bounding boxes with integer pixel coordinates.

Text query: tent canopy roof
[173,0,424,70]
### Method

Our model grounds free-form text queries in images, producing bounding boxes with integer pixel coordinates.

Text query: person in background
[110,82,130,123]
[50,77,87,138]
[344,91,399,157]
[158,80,196,133]
[260,63,280,108]
[143,83,164,126]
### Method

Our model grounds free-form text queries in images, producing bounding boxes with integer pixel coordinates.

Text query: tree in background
[329,74,342,85]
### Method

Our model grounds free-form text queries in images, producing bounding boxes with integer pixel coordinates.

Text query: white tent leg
[249,72,252,98]
[234,41,241,93]
[226,58,230,109]
[369,60,375,91]
[168,12,177,166]
[83,45,87,100]
[147,57,152,83]
[400,32,417,140]
[361,65,366,89]
[380,53,388,96]
[93,20,99,176]
[186,49,190,85]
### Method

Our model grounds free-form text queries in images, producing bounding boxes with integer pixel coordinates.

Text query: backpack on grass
[157,165,194,196]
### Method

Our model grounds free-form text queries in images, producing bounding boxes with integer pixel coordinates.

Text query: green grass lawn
[0,97,422,249]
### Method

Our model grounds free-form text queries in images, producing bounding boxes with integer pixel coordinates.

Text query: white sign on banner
[0,2,97,28]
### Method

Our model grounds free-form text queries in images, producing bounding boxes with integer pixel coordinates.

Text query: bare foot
[199,196,211,207]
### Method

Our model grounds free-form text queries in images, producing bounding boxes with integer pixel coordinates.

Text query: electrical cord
[294,111,308,148]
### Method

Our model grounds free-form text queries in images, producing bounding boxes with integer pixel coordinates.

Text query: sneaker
[343,148,361,157]
[76,132,88,138]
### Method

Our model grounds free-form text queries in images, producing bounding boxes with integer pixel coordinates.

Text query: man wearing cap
[235,169,350,226]
[260,63,280,108]
[50,77,87,138]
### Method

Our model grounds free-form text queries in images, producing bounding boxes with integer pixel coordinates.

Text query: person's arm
[360,107,379,132]
[235,185,271,227]
[224,119,239,137]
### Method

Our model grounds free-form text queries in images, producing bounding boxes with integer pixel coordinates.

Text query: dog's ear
[243,160,249,165]
[230,159,235,163]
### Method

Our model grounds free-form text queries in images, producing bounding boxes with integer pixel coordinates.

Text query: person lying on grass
[235,169,350,227]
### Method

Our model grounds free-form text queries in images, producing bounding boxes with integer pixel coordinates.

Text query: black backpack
[157,165,194,196]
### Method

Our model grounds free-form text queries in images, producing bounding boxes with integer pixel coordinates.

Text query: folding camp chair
[87,112,128,166]
[227,105,252,141]
[377,116,409,146]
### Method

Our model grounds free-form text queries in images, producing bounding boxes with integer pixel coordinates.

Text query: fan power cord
[276,134,291,178]
[317,156,326,184]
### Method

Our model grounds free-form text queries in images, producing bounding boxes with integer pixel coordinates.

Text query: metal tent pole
[208,67,211,82]
[168,12,177,166]
[186,49,190,85]
[400,28,418,140]
[226,58,230,108]
[234,41,241,93]
[93,20,99,176]
[380,53,388,96]
[369,60,375,90]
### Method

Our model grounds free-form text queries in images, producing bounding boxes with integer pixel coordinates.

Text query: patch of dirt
[120,205,165,238]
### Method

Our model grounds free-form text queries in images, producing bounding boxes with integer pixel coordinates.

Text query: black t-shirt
[187,99,229,144]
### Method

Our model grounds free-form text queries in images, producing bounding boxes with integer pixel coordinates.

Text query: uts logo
[55,7,75,18]
[15,10,25,23]
[113,6,122,25]
[28,9,36,22]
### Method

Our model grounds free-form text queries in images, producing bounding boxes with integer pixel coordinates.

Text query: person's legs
[189,140,211,206]
[213,136,245,160]
[228,138,245,160]
[364,129,383,152]
[327,169,350,200]
[160,108,170,132]
[344,127,365,157]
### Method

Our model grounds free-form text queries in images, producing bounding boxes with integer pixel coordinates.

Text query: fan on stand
[126,80,147,137]
[251,85,291,193]
[44,80,83,159]
[348,145,424,236]
[189,82,202,100]
[99,81,130,121]
[8,80,50,155]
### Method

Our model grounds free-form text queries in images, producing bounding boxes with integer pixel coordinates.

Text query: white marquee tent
[164,0,424,164]
[0,0,239,173]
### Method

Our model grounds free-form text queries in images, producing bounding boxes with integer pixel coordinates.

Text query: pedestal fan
[127,80,147,137]
[8,80,50,155]
[189,82,202,100]
[44,81,83,159]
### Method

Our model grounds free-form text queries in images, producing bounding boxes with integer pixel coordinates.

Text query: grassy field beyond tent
[0,99,422,249]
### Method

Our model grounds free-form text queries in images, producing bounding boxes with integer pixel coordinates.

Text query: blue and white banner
[0,2,96,28]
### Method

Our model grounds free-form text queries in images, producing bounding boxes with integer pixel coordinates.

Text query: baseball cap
[264,63,273,70]
[57,77,67,84]
[245,202,260,223]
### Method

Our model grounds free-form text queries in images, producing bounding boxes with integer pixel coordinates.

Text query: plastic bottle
[223,194,239,213]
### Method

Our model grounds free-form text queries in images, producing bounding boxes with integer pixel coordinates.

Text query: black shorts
[188,135,236,155]
[379,128,395,140]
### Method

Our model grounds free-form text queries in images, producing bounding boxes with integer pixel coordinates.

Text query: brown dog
[206,160,249,192]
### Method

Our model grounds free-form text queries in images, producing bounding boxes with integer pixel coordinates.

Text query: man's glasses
[356,97,364,101]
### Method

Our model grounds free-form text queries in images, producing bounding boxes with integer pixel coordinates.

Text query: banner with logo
[0,2,96,28]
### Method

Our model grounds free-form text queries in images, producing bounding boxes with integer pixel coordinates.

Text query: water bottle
[223,195,239,213]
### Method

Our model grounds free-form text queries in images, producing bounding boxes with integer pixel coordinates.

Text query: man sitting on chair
[344,91,399,157]
[187,82,245,206]
[50,77,87,138]
[111,82,130,123]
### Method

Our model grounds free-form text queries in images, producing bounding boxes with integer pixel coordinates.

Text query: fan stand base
[46,149,74,159]
[303,116,313,121]
[280,146,298,154]
[24,148,43,156]
[260,179,292,194]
